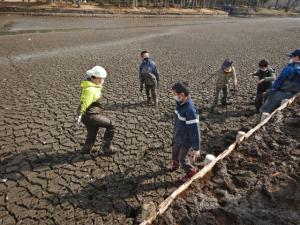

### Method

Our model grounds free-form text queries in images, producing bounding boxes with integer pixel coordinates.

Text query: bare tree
[285,0,293,12]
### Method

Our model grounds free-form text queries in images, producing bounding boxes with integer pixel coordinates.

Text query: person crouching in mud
[210,59,237,113]
[167,82,200,183]
[75,66,115,155]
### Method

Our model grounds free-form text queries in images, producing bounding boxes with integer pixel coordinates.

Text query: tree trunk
[285,0,293,12]
[274,0,279,9]
[256,0,260,11]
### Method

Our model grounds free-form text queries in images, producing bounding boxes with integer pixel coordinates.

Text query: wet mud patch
[155,101,300,225]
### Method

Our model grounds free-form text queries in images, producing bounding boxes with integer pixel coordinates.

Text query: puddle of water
[0,26,182,64]
[0,21,15,32]
[0,18,237,36]
[0,27,87,36]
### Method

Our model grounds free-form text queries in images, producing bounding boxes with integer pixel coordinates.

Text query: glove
[190,150,200,162]
[262,92,268,98]
[73,115,82,130]
[257,79,264,85]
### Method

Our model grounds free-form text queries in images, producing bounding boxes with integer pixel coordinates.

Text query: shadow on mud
[47,169,176,219]
[0,148,97,181]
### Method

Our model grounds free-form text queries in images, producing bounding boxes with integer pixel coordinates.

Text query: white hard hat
[86,69,94,78]
[87,66,107,79]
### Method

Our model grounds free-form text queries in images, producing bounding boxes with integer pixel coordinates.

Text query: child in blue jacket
[167,82,200,183]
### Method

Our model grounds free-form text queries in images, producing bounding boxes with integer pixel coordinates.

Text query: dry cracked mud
[0,15,299,225]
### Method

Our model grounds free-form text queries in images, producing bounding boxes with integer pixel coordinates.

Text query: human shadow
[47,169,177,220]
[0,148,100,181]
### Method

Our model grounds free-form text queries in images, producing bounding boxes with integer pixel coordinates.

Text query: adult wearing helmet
[76,66,115,155]
[250,59,276,112]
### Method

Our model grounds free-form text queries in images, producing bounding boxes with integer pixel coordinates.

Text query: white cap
[87,66,107,79]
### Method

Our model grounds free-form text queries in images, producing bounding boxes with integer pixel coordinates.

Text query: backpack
[141,65,157,86]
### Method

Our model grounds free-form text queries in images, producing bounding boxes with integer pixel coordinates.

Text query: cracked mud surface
[156,100,300,225]
[0,15,299,224]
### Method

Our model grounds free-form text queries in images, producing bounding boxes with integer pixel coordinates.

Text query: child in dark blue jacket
[168,82,200,183]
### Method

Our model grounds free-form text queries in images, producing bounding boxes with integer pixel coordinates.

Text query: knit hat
[221,59,233,70]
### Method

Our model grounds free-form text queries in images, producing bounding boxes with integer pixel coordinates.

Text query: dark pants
[172,144,194,173]
[145,85,157,103]
[260,80,300,113]
[82,114,115,151]
[212,84,228,107]
[260,91,294,114]
[255,82,272,112]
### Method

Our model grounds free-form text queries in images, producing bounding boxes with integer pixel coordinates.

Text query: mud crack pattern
[0,15,299,225]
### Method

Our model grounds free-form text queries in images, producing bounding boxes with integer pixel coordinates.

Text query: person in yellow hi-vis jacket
[75,66,115,155]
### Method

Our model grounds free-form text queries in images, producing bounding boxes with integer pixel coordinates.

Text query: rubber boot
[147,97,151,105]
[81,143,93,154]
[101,124,115,155]
[101,141,115,155]
[260,112,270,123]
[153,96,158,107]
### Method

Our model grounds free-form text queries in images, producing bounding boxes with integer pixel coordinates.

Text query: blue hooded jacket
[173,98,200,150]
[139,59,160,82]
[267,62,300,95]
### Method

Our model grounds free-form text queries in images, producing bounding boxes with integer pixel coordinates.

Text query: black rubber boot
[81,143,93,154]
[147,97,151,105]
[101,141,115,155]
[101,125,115,155]
[153,96,158,107]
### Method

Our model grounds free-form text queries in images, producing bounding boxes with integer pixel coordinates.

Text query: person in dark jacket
[167,82,200,183]
[139,51,160,106]
[250,59,276,112]
[260,49,300,116]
